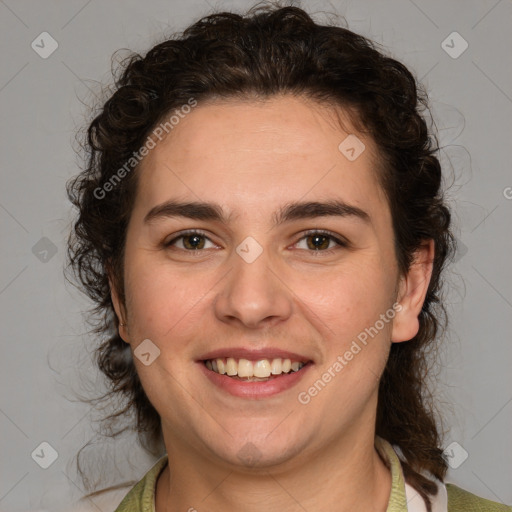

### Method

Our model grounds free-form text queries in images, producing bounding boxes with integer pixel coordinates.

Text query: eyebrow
[143,199,371,226]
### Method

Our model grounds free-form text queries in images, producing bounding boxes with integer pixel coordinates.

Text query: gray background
[1,0,511,510]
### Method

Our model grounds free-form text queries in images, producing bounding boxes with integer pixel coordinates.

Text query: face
[111,95,427,471]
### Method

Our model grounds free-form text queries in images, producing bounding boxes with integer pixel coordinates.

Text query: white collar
[405,478,448,512]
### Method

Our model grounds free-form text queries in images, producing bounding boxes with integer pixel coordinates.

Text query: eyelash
[163,229,348,255]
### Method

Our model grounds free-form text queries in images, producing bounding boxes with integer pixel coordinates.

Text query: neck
[155,429,392,512]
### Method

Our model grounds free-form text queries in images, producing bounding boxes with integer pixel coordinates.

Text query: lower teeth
[227,375,279,381]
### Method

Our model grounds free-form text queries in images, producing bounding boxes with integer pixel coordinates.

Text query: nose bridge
[213,237,293,328]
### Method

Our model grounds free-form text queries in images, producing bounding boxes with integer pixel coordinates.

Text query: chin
[205,431,308,471]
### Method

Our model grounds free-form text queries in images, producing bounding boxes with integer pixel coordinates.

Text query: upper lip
[198,347,313,363]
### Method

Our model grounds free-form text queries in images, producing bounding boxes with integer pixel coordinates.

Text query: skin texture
[110,95,434,511]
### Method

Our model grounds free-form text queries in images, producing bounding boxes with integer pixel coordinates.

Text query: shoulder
[71,455,168,512]
[446,483,512,512]
[68,486,135,512]
[113,455,168,512]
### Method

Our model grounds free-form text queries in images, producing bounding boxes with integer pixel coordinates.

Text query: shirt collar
[375,435,410,511]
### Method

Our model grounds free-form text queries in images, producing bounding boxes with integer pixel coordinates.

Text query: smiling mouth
[203,357,310,381]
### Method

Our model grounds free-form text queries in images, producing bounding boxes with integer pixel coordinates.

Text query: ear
[391,239,434,343]
[107,266,130,343]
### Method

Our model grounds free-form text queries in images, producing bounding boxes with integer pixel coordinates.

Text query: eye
[164,230,217,251]
[293,230,348,254]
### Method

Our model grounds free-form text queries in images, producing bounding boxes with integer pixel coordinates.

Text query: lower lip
[197,361,313,399]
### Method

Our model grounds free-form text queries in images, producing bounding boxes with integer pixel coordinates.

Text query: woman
[67,3,511,511]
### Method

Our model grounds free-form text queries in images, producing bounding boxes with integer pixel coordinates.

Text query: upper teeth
[205,357,306,378]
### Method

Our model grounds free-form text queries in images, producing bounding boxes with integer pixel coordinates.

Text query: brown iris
[182,234,206,250]
[306,234,330,250]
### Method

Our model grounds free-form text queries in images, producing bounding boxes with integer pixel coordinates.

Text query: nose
[213,244,293,330]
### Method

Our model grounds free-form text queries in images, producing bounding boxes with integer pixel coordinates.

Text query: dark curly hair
[67,2,455,509]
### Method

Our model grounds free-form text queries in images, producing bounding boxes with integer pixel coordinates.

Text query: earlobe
[391,240,435,343]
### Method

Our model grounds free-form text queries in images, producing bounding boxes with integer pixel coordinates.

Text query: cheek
[124,256,208,342]
[297,258,396,341]
[294,261,395,413]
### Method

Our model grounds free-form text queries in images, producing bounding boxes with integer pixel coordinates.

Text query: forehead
[133,95,388,221]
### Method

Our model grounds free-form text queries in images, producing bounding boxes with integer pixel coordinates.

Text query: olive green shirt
[113,437,511,511]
